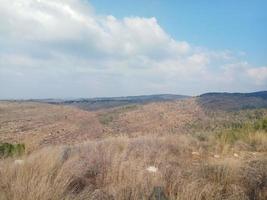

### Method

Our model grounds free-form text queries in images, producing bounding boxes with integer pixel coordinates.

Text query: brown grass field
[0,98,267,200]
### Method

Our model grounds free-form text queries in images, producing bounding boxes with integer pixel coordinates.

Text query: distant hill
[36,94,189,111]
[28,91,267,111]
[1,91,267,147]
[197,91,267,111]
[7,91,267,111]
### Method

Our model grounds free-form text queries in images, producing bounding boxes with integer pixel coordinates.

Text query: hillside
[0,101,105,150]
[1,92,267,200]
[34,94,189,111]
[1,92,267,149]
[198,91,267,111]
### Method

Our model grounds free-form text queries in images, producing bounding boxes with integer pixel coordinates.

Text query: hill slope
[1,91,267,149]
[1,92,267,200]
[197,91,267,111]
[33,94,189,111]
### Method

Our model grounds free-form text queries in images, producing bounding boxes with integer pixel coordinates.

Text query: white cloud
[0,0,266,98]
[247,67,267,85]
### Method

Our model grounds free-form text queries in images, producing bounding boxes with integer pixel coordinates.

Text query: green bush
[216,117,267,147]
[99,105,138,125]
[0,143,25,158]
[254,118,267,131]
[99,113,114,125]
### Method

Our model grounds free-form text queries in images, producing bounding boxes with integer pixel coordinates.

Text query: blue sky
[0,0,266,99]
[91,0,267,66]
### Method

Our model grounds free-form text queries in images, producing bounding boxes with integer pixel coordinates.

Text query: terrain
[0,92,267,200]
[33,94,189,111]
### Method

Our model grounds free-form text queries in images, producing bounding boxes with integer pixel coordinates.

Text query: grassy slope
[0,101,105,151]
[0,98,267,200]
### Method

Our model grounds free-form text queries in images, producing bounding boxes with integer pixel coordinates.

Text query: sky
[0,0,266,99]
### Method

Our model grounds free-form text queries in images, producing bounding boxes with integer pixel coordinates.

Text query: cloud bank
[0,0,266,98]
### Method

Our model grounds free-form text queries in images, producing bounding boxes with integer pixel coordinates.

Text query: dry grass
[1,100,266,150]
[0,101,105,151]
[1,100,267,199]
[214,118,267,153]
[0,133,266,200]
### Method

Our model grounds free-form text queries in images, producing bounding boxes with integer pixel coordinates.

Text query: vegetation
[254,118,267,131]
[216,118,267,152]
[0,143,25,158]
[0,126,267,200]
[99,104,138,125]
[0,100,267,199]
[99,113,115,125]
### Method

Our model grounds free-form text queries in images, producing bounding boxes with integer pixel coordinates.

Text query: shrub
[0,143,25,158]
[215,117,267,151]
[254,118,267,131]
[99,113,114,125]
[98,105,138,125]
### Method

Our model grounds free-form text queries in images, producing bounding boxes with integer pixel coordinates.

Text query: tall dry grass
[0,133,266,200]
